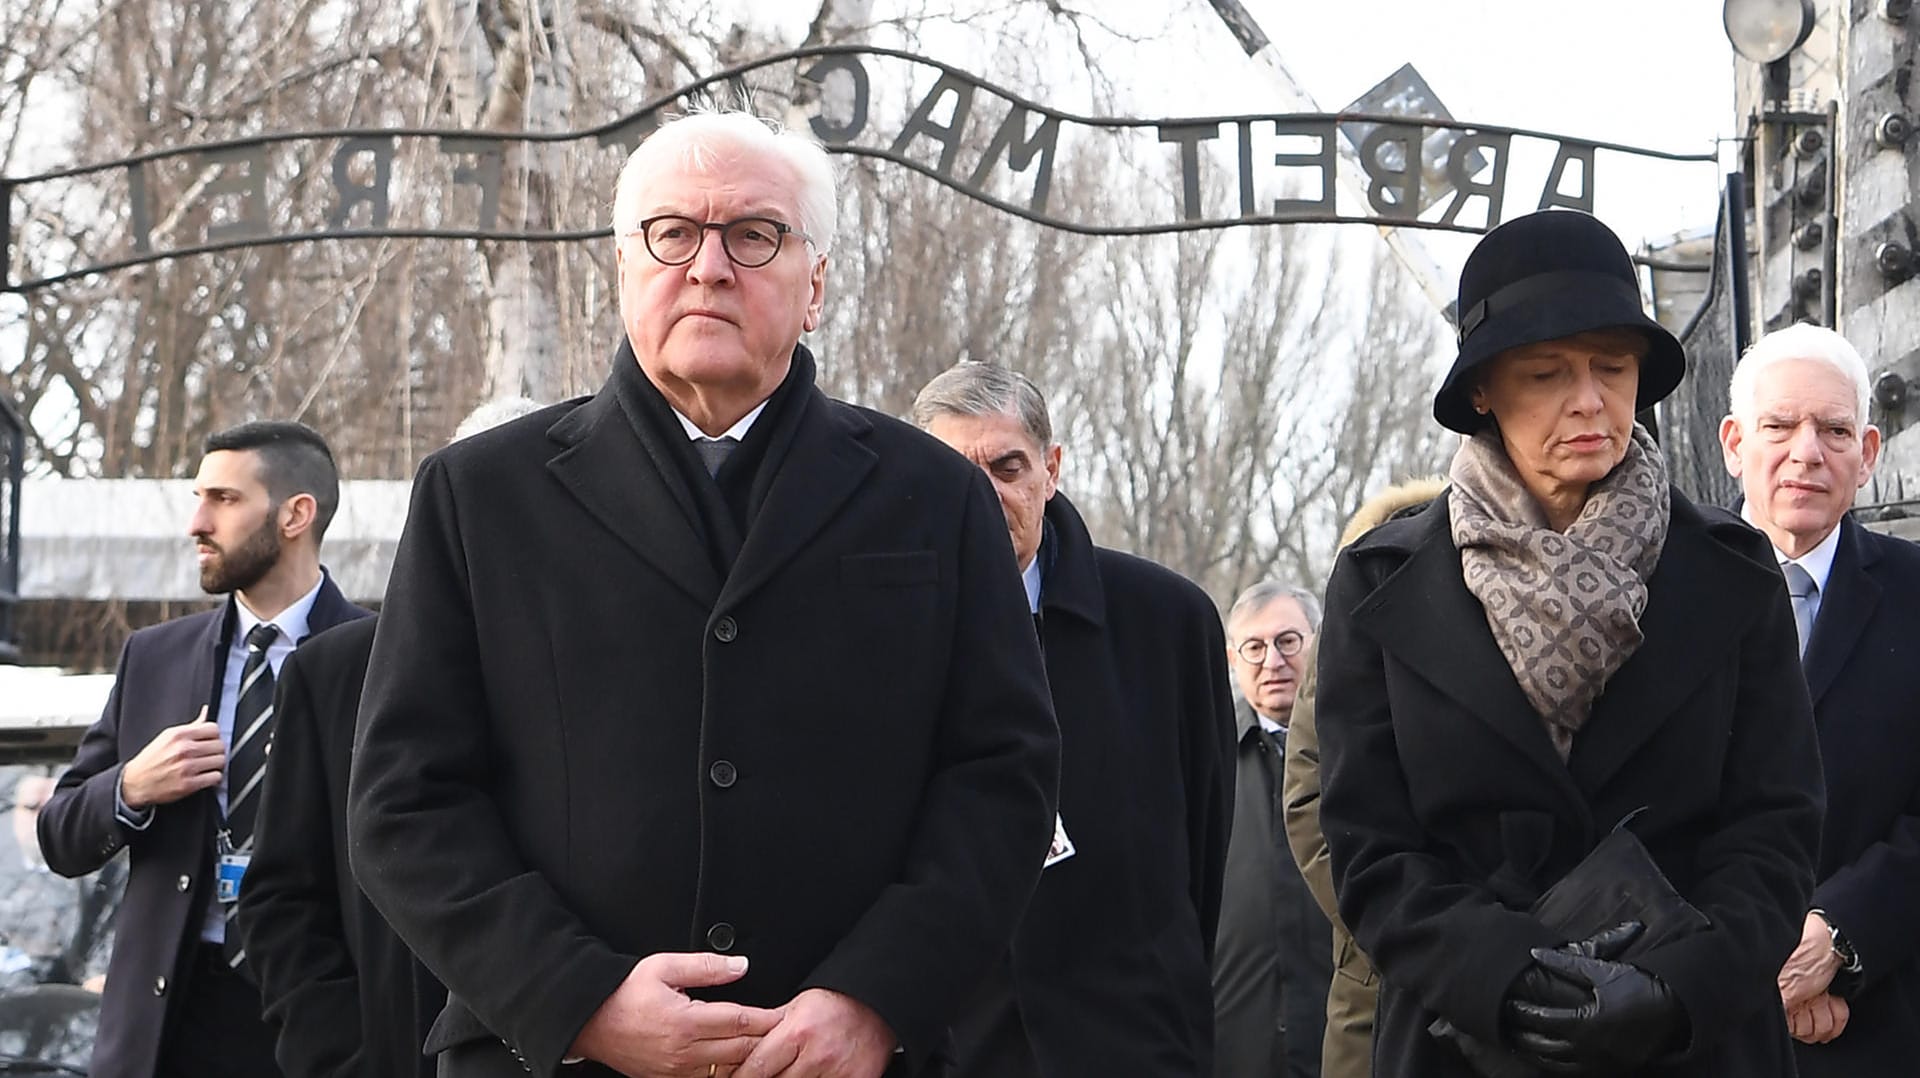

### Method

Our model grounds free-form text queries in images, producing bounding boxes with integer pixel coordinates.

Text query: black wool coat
[948,493,1236,1077]
[37,576,369,1078]
[347,349,1061,1078]
[236,615,445,1078]
[1316,490,1824,1078]
[1791,515,1920,1077]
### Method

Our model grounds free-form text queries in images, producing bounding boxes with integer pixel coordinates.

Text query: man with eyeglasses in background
[348,110,1059,1078]
[1215,583,1334,1077]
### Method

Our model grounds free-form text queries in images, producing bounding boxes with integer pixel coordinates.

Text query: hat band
[1456,270,1644,345]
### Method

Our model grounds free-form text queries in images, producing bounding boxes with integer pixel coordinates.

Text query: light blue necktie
[1783,562,1817,658]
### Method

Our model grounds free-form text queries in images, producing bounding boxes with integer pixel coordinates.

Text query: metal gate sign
[1,45,1714,292]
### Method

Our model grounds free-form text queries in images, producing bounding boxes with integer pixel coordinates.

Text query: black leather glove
[1503,946,1689,1074]
[1506,921,1644,1014]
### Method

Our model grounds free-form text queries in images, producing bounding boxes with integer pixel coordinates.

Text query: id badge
[216,852,250,904]
[1043,813,1076,869]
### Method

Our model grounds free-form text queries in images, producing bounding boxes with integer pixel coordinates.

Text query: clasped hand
[568,953,896,1078]
[1501,921,1687,1074]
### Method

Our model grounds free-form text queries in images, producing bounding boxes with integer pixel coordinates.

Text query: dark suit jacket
[1791,515,1920,1076]
[236,616,445,1078]
[347,346,1061,1078]
[1317,491,1824,1078]
[37,575,369,1078]
[948,493,1234,1077]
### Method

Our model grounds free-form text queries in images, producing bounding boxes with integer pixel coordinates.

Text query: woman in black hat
[1313,210,1823,1077]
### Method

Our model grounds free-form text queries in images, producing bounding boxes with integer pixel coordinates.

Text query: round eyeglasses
[1236,631,1306,666]
[629,215,812,269]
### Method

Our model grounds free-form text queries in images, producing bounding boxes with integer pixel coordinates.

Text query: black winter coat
[1792,515,1920,1076]
[347,347,1061,1078]
[237,616,445,1078]
[1316,490,1824,1078]
[949,493,1235,1077]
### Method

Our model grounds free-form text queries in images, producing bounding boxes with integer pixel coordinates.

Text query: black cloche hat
[1432,209,1687,435]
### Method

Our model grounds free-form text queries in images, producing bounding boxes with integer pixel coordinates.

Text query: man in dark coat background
[237,397,542,1078]
[913,361,1235,1078]
[37,421,369,1078]
[1721,322,1920,1074]
[1217,582,1334,1078]
[347,111,1060,1078]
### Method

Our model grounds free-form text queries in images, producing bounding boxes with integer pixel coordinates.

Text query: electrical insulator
[1876,113,1913,149]
[1876,372,1910,412]
[1795,128,1826,156]
[1794,221,1825,249]
[1876,242,1914,278]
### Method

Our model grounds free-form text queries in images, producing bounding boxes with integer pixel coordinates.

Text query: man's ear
[280,492,319,543]
[1859,424,1883,486]
[802,254,827,333]
[1718,415,1745,478]
[1042,443,1062,501]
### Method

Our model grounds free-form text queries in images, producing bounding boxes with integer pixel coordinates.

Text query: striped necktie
[223,621,279,968]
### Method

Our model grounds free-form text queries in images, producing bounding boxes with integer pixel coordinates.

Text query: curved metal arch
[1,44,1721,292]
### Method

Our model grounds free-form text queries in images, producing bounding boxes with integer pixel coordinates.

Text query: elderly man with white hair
[1720,322,1920,1076]
[348,111,1060,1078]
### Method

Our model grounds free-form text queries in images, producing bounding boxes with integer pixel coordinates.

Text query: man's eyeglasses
[628,215,812,269]
[1235,631,1306,665]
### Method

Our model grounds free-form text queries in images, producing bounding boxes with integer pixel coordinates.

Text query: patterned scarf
[1448,423,1671,760]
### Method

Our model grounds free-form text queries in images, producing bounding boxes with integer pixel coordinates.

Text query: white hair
[1728,323,1872,426]
[611,110,838,257]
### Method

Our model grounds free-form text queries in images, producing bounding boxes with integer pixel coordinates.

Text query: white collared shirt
[671,400,770,444]
[1021,556,1043,615]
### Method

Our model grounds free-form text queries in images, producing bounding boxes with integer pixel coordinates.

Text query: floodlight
[1724,0,1817,63]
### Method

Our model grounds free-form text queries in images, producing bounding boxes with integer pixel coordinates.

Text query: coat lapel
[719,390,874,610]
[1351,504,1588,813]
[545,382,722,608]
[1803,515,1880,706]
[1568,499,1769,792]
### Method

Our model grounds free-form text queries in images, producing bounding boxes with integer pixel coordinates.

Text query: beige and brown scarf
[1448,424,1670,760]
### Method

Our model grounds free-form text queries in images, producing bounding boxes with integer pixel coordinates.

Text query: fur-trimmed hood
[1338,476,1449,551]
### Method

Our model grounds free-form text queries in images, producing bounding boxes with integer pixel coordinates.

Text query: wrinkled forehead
[1752,357,1864,423]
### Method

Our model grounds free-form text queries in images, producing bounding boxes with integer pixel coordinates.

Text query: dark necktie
[223,621,279,968]
[694,436,739,478]
[1264,728,1288,808]
[1783,562,1817,658]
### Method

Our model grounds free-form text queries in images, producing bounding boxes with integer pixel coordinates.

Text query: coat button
[176,874,190,892]
[706,922,736,951]
[153,976,167,996]
[713,616,738,643]
[709,760,737,788]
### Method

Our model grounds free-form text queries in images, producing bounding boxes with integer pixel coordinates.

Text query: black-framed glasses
[1236,631,1306,665]
[629,214,812,268]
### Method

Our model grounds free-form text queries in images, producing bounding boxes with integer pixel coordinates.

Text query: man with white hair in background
[1719,322,1920,1076]
[347,112,1060,1078]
